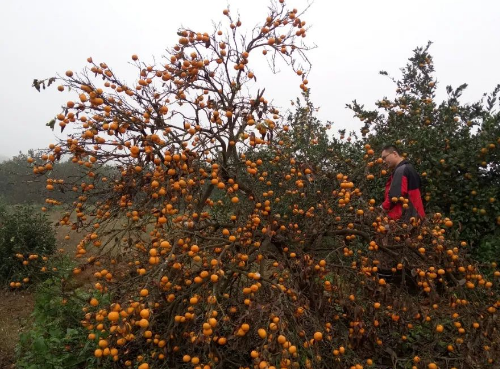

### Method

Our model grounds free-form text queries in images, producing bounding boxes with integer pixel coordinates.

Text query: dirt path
[0,289,34,367]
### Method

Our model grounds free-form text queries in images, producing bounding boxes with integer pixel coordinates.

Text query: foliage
[16,261,104,369]
[347,41,500,256]
[0,196,7,218]
[30,3,500,369]
[0,151,43,205]
[474,233,500,263]
[0,151,116,206]
[0,205,56,285]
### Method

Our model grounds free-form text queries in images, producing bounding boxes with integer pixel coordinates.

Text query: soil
[0,289,35,368]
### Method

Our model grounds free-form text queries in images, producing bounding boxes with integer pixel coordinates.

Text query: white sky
[1,0,499,159]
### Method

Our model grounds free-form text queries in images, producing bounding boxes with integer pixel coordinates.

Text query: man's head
[381,145,403,169]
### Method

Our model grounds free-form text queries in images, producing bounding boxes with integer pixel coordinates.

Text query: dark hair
[382,145,399,154]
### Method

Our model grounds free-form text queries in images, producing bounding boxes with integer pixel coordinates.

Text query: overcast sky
[1,0,499,159]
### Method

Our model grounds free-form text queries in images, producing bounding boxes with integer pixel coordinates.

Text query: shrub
[347,42,500,254]
[0,205,56,285]
[474,232,500,263]
[16,261,105,369]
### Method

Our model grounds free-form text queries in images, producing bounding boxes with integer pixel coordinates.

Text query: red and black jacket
[382,160,425,221]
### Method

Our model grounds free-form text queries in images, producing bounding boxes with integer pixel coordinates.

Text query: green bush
[0,205,56,285]
[16,262,104,369]
[347,42,500,256]
[473,232,500,263]
[0,196,7,216]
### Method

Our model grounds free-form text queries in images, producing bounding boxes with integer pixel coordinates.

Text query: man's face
[381,150,398,169]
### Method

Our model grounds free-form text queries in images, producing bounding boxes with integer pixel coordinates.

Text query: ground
[0,289,34,368]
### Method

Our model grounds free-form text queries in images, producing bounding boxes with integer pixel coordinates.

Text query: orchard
[25,1,500,368]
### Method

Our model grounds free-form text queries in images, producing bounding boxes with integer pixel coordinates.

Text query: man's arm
[382,191,391,211]
[387,166,408,208]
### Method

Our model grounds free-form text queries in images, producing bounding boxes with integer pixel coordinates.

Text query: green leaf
[46,118,56,131]
[33,336,47,353]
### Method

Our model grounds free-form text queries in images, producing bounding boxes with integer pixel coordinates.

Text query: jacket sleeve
[382,178,392,210]
[387,166,408,208]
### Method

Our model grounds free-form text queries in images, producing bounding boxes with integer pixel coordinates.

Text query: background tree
[0,150,113,206]
[347,42,500,261]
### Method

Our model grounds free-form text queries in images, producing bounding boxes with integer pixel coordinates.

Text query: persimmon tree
[31,4,500,369]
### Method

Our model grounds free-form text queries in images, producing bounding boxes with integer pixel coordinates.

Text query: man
[381,145,425,222]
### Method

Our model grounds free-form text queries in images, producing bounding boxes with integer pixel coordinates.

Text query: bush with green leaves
[0,205,56,285]
[346,42,500,257]
[16,265,106,369]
